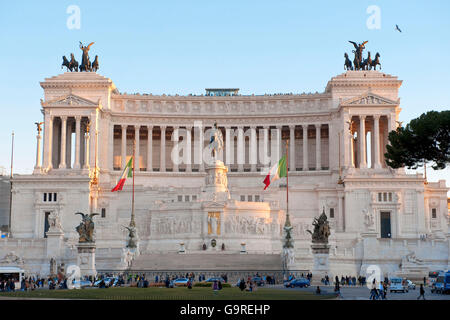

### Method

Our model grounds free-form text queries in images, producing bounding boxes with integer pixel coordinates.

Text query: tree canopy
[385,110,450,170]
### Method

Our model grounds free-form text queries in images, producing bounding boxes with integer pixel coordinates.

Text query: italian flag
[263,155,287,190]
[111,157,133,192]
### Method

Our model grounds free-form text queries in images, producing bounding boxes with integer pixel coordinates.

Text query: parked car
[406,280,416,290]
[284,278,310,288]
[389,277,408,293]
[173,278,190,286]
[94,277,118,288]
[72,279,92,289]
[204,277,225,283]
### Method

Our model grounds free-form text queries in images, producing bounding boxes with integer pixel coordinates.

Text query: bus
[0,266,25,290]
[429,270,443,286]
[434,271,450,294]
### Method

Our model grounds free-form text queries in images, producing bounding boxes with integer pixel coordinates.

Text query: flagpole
[9,131,14,233]
[130,138,136,228]
[286,139,289,219]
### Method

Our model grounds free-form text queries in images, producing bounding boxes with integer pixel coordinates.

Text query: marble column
[276,126,282,159]
[35,130,42,169]
[237,126,244,172]
[198,126,205,172]
[289,125,295,171]
[44,114,53,169]
[74,116,81,169]
[303,125,308,171]
[59,116,67,169]
[349,122,355,168]
[315,124,321,171]
[373,115,381,169]
[359,116,367,168]
[135,126,140,171]
[186,126,192,172]
[338,192,345,232]
[147,126,153,172]
[160,126,166,172]
[65,121,72,168]
[250,126,257,172]
[84,125,90,170]
[121,125,127,169]
[108,123,114,171]
[261,126,270,167]
[172,126,179,172]
[225,126,232,166]
[89,113,97,169]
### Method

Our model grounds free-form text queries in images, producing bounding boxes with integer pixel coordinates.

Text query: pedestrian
[378,281,385,300]
[239,278,245,291]
[213,280,219,295]
[423,277,426,287]
[369,281,378,300]
[316,286,321,295]
[383,281,388,300]
[417,284,426,300]
[334,280,341,298]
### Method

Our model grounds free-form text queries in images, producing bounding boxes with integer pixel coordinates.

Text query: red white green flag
[111,157,133,192]
[263,155,287,190]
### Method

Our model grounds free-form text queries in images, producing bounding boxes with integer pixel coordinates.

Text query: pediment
[43,94,98,107]
[341,93,398,106]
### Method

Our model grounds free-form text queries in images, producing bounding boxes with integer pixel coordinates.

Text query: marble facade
[3,70,449,278]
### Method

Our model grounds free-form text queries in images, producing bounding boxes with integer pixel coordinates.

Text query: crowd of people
[321,275,367,287]
[0,279,17,292]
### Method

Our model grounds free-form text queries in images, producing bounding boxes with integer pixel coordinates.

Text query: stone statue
[363,208,375,231]
[50,258,57,276]
[208,214,219,235]
[370,52,381,70]
[344,53,353,70]
[209,122,223,158]
[62,56,71,72]
[48,211,62,231]
[403,251,424,265]
[35,122,44,134]
[69,53,79,72]
[283,214,294,249]
[123,225,137,248]
[61,53,79,72]
[361,51,372,70]
[307,208,331,244]
[75,212,99,243]
[348,41,368,71]
[0,251,24,265]
[79,41,95,72]
[91,55,99,72]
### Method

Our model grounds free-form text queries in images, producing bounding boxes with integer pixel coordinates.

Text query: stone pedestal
[76,243,96,278]
[179,242,186,254]
[203,160,229,201]
[45,230,64,259]
[359,232,378,276]
[311,243,330,280]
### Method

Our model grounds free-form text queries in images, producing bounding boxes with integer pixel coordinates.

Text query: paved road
[275,285,450,300]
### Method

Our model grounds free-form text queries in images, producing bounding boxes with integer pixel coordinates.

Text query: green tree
[385,110,450,170]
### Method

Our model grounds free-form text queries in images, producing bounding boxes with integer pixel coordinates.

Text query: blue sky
[0,0,449,184]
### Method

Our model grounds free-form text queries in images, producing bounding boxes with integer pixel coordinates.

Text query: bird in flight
[395,25,402,33]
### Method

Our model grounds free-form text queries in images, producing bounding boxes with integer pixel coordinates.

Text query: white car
[390,278,408,293]
[406,280,416,290]
[71,280,92,289]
